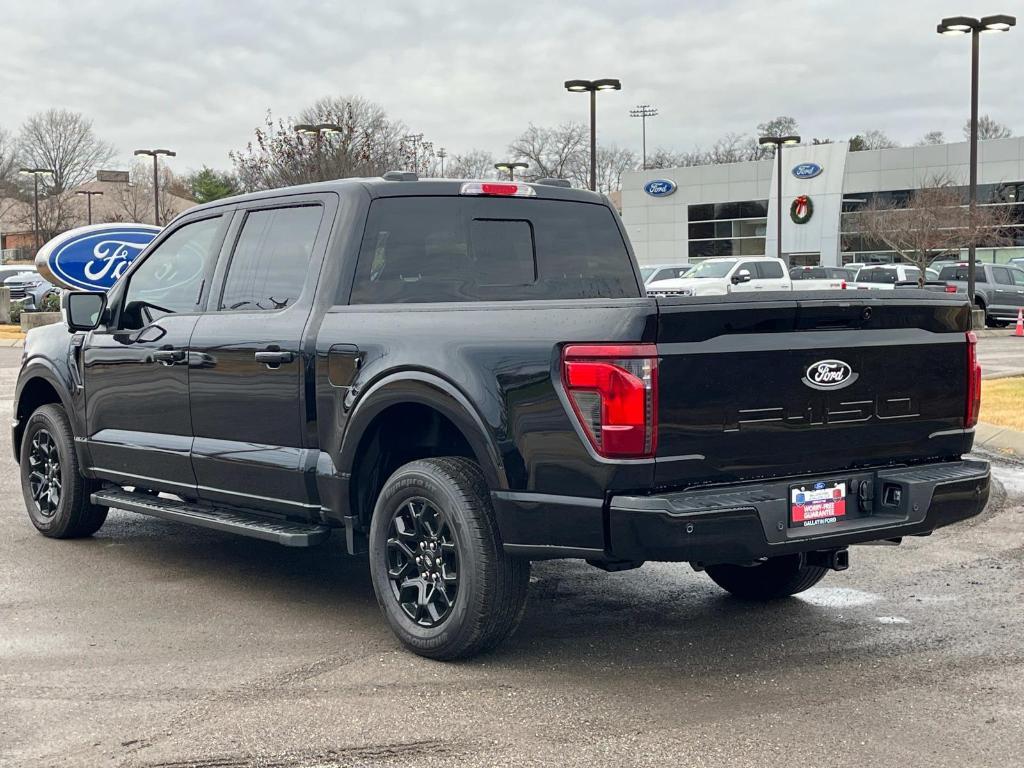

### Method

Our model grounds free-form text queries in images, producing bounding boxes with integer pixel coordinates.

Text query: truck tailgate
[653,293,973,488]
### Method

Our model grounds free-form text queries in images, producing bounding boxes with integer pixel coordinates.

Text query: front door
[188,199,333,516]
[83,213,229,494]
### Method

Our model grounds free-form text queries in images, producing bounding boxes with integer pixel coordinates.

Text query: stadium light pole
[18,167,54,252]
[758,135,801,267]
[629,105,658,169]
[494,161,528,181]
[936,13,1016,306]
[436,147,447,177]
[564,78,622,191]
[75,190,104,225]
[133,149,176,225]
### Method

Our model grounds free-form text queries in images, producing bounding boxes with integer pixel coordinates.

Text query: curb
[975,422,1024,456]
[0,339,25,348]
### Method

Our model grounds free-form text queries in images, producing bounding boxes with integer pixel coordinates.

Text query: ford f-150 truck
[13,175,989,659]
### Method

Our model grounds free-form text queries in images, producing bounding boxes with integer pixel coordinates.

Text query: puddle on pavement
[797,586,882,608]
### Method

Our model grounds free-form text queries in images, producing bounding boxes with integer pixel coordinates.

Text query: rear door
[756,259,789,290]
[1009,268,1024,314]
[188,195,336,516]
[652,295,971,488]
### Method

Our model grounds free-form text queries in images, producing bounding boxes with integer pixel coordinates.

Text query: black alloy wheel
[386,497,460,628]
[27,428,62,517]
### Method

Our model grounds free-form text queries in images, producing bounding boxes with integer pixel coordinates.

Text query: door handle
[255,349,294,368]
[153,346,186,365]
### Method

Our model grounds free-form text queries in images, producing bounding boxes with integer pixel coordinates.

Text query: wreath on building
[790,194,813,224]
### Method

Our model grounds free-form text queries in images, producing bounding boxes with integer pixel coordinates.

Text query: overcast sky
[2,0,1021,174]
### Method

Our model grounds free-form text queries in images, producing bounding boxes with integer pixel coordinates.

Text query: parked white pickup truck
[646,256,791,296]
[789,266,857,290]
[850,264,941,290]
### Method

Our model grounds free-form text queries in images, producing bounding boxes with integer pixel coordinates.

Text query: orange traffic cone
[1015,308,1024,338]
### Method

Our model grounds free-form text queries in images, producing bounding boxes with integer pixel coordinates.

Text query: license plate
[790,481,847,528]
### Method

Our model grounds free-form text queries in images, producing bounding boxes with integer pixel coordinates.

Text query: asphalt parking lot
[1,344,1023,768]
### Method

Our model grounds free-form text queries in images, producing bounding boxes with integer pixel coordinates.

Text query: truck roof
[179,176,609,219]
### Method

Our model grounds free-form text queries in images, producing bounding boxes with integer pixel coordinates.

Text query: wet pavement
[1,350,1023,767]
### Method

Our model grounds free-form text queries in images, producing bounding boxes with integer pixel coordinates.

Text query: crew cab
[13,176,990,660]
[645,256,791,296]
[938,262,1024,326]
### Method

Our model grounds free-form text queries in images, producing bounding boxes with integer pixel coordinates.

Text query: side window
[991,266,1012,285]
[1010,269,1024,287]
[219,205,323,311]
[122,215,223,329]
[756,261,784,279]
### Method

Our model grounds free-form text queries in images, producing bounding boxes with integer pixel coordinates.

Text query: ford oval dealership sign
[792,162,823,179]
[644,179,677,197]
[35,223,161,291]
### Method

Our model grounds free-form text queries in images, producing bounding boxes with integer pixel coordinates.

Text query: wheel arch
[13,364,77,462]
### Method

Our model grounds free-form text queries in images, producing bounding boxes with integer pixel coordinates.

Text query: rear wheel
[20,404,107,538]
[368,457,530,660]
[705,554,828,600]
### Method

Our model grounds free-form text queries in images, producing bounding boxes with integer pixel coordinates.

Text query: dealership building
[620,136,1024,268]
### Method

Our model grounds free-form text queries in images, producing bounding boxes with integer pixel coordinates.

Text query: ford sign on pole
[643,179,677,197]
[35,223,161,291]
[792,162,823,179]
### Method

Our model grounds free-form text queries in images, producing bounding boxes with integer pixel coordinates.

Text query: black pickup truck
[14,175,989,659]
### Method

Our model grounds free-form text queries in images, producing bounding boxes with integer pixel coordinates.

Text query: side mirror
[732,269,752,284]
[63,291,107,332]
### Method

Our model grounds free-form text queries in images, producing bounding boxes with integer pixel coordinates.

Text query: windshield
[687,259,737,278]
[640,267,656,281]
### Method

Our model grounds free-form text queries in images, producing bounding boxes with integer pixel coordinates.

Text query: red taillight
[459,181,536,197]
[562,344,658,458]
[840,280,848,290]
[945,284,957,293]
[966,331,981,428]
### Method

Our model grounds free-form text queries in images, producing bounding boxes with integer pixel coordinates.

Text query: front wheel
[705,554,828,600]
[368,457,530,660]
[20,404,107,538]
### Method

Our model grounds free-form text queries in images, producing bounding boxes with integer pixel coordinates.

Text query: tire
[705,554,828,600]
[368,457,530,660]
[20,403,107,538]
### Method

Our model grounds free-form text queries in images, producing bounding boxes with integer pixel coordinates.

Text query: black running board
[91,489,331,547]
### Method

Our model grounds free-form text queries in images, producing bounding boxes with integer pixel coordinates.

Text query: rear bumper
[608,460,989,565]
[496,460,990,564]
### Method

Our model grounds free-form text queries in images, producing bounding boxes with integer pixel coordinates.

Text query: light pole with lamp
[294,123,343,180]
[18,167,54,253]
[629,105,658,170]
[936,13,1016,306]
[494,162,528,181]
[758,135,801,266]
[75,190,104,225]
[133,149,176,225]
[564,78,622,191]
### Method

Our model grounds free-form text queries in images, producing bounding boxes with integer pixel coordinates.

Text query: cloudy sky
[2,0,1021,173]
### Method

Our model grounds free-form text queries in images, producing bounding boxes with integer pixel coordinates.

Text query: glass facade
[687,200,767,260]
[840,181,1024,265]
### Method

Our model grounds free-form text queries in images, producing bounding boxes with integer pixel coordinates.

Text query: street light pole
[494,162,528,181]
[18,167,54,252]
[758,135,801,267]
[937,13,1016,306]
[565,78,622,191]
[75,190,104,225]
[134,148,176,225]
[629,105,658,169]
[294,123,343,181]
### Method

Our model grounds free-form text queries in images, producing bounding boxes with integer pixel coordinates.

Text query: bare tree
[588,146,638,194]
[508,123,588,184]
[646,147,707,169]
[849,175,1013,284]
[0,127,20,223]
[444,149,496,180]
[231,97,412,191]
[917,130,946,146]
[17,109,115,193]
[110,161,181,225]
[964,115,1012,141]
[849,130,899,152]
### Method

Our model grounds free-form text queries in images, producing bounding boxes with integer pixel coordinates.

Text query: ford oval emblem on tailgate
[804,359,857,390]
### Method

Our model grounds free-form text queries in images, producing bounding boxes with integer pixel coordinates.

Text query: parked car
[0,264,37,283]
[789,266,856,290]
[850,264,942,290]
[646,256,791,296]
[938,263,1024,326]
[641,263,692,285]
[4,270,59,311]
[14,175,989,660]
[1008,257,1024,269]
